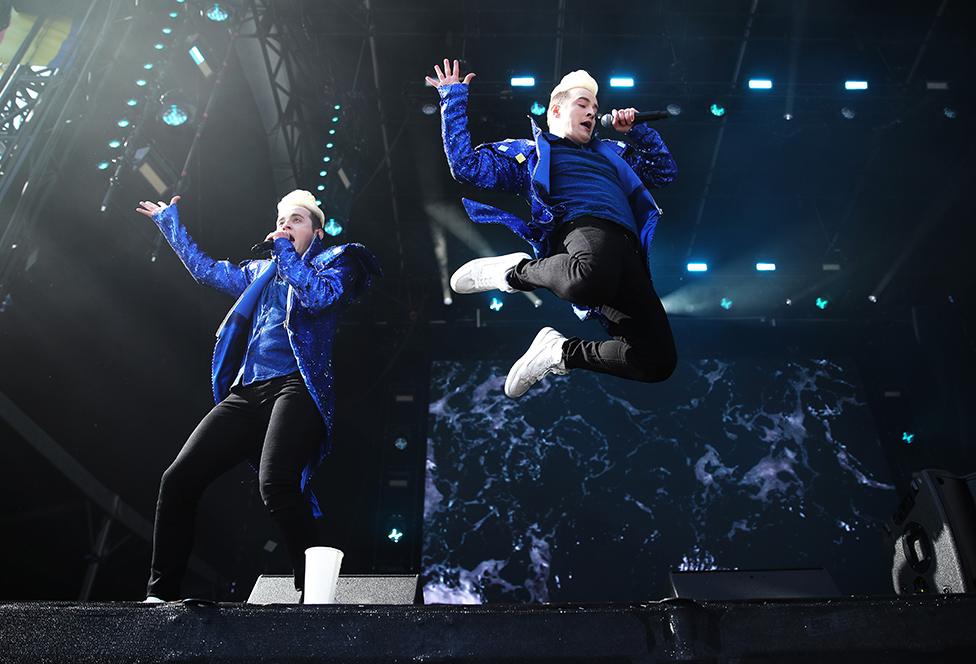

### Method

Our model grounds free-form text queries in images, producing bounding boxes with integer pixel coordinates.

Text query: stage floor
[2,594,975,662]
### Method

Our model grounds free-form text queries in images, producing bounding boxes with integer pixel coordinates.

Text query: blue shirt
[544,133,638,237]
[235,274,298,386]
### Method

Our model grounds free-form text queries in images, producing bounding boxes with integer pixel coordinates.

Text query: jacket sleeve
[437,83,529,194]
[619,123,678,189]
[272,240,379,314]
[151,204,250,298]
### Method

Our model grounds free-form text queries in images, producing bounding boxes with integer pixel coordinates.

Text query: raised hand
[611,108,638,133]
[136,195,181,219]
[425,58,476,88]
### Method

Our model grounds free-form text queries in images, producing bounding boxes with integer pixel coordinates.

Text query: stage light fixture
[756,262,776,271]
[666,103,682,116]
[204,3,230,22]
[316,184,325,191]
[944,107,957,119]
[709,103,725,117]
[117,119,130,128]
[902,432,915,444]
[157,90,195,127]
[844,80,868,90]
[841,107,856,119]
[322,156,331,162]
[394,438,408,451]
[510,76,535,87]
[489,297,504,312]
[319,170,326,177]
[609,77,634,88]
[108,139,121,149]
[136,79,147,87]
[720,298,733,310]
[815,297,829,310]
[154,42,165,50]
[188,44,212,78]
[421,102,437,115]
[162,27,173,35]
[530,101,546,116]
[143,63,154,70]
[323,219,343,237]
[868,295,878,303]
[686,262,708,272]
[126,98,138,107]
[96,161,110,170]
[387,528,404,543]
[748,79,772,90]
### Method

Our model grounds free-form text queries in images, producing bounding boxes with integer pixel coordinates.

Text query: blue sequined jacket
[437,83,677,318]
[152,204,381,516]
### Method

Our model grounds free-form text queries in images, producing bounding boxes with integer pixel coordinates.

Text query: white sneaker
[142,596,166,604]
[505,327,569,399]
[450,252,531,294]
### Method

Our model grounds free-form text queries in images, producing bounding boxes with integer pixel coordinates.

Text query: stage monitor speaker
[247,574,418,605]
[668,568,840,600]
[887,468,976,595]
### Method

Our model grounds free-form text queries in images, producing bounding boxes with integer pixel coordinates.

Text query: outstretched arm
[136,196,250,298]
[608,108,678,189]
[427,58,528,194]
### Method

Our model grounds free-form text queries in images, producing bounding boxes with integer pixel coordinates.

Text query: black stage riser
[2,596,976,663]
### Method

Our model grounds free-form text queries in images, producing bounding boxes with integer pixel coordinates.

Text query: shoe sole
[450,252,531,295]
[505,327,557,398]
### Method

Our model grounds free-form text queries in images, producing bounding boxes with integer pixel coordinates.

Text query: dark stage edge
[1,595,974,663]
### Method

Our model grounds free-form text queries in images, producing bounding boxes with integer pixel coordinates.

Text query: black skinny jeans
[508,216,677,383]
[147,372,324,599]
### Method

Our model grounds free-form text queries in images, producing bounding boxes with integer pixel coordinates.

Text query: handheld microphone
[251,240,275,255]
[599,110,671,129]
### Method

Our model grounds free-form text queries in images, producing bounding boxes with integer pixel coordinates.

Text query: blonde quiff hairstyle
[547,70,599,127]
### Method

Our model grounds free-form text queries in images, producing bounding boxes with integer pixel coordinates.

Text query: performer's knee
[627,347,677,383]
[158,462,198,505]
[258,470,299,511]
[558,257,616,305]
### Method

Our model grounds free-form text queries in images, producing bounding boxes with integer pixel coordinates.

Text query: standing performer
[135,190,380,602]
[427,61,678,398]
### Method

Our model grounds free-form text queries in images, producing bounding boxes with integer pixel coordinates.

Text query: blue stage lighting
[510,76,535,87]
[319,170,327,177]
[188,46,205,66]
[324,219,343,236]
[489,297,504,312]
[686,262,708,272]
[126,98,138,107]
[815,297,829,310]
[609,77,634,88]
[748,79,772,89]
[143,63,154,70]
[325,142,334,149]
[316,184,325,191]
[322,156,331,162]
[168,11,179,18]
[96,161,110,170]
[331,115,339,123]
[117,119,130,128]
[756,262,776,271]
[328,129,335,135]
[135,79,147,87]
[387,528,404,543]
[205,3,230,22]
[902,431,915,444]
[154,43,165,50]
[334,104,341,110]
[108,139,121,149]
[720,298,733,310]
[844,80,868,90]
[160,104,189,126]
[709,103,725,117]
[530,101,546,116]
[162,27,173,35]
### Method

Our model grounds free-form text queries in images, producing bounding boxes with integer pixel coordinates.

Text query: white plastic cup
[304,546,343,604]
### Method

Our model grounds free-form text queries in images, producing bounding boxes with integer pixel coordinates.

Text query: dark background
[0,0,973,602]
